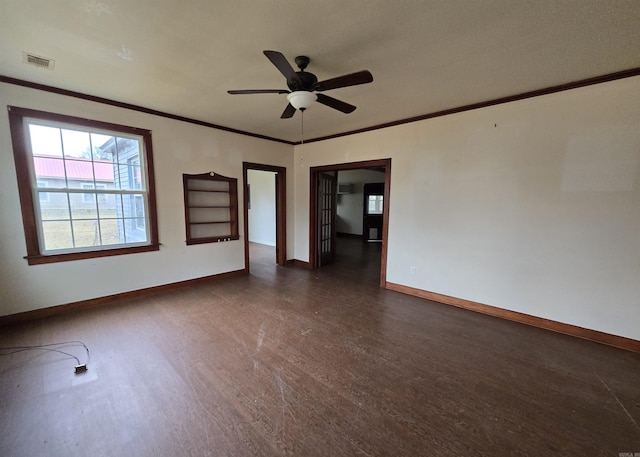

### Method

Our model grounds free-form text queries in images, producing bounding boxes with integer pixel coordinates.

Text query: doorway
[309,159,391,287]
[243,162,287,273]
[363,182,385,242]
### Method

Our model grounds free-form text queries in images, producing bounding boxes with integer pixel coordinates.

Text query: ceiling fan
[228,50,373,118]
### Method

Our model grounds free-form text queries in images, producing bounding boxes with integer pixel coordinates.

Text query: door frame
[309,158,391,287]
[243,162,287,273]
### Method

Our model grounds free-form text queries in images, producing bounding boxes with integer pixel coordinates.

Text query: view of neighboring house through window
[81,183,108,202]
[8,106,159,264]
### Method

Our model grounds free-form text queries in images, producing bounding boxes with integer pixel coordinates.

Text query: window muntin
[8,106,159,264]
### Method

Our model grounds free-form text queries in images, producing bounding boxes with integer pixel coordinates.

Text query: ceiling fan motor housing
[287,70,318,91]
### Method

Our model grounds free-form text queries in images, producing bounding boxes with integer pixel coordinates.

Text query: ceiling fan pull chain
[300,109,305,167]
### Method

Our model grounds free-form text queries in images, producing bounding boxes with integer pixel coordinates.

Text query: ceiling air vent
[23,52,55,70]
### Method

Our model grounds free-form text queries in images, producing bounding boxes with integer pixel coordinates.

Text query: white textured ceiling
[1,0,639,143]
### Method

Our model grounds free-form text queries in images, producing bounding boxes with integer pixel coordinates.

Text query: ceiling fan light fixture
[287,91,317,110]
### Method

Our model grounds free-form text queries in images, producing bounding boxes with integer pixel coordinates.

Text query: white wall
[336,169,385,235]
[2,77,640,342]
[292,76,640,341]
[0,82,293,316]
[247,170,276,246]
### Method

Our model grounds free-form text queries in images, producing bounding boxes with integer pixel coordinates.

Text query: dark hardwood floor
[1,239,639,456]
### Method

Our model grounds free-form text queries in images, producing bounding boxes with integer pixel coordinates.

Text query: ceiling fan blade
[263,50,302,86]
[313,70,373,92]
[316,93,356,114]
[228,89,289,95]
[280,103,296,119]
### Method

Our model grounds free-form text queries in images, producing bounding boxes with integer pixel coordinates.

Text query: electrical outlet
[409,266,416,275]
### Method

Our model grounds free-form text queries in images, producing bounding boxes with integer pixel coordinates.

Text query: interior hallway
[250,236,382,284]
[1,242,638,456]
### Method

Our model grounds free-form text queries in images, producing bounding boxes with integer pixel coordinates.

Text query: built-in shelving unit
[183,172,238,245]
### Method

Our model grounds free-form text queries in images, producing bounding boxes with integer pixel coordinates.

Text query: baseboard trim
[286,259,312,269]
[0,269,247,327]
[385,282,640,353]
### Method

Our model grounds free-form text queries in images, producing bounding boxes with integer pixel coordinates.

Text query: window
[8,106,159,265]
[367,195,384,215]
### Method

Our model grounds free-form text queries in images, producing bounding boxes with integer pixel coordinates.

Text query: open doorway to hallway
[332,168,386,284]
[243,162,286,273]
[247,169,277,267]
[309,159,391,287]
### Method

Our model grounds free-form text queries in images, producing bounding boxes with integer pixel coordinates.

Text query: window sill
[25,243,160,265]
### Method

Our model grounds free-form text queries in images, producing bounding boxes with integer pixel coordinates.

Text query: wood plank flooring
[1,239,639,456]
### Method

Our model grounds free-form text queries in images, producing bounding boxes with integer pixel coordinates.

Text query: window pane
[33,156,66,188]
[112,162,124,190]
[134,195,145,220]
[94,161,115,185]
[29,124,63,157]
[113,157,142,190]
[118,194,147,243]
[72,220,100,248]
[121,194,145,218]
[61,129,91,158]
[99,219,123,245]
[39,197,70,221]
[123,219,148,243]
[91,133,114,160]
[42,220,73,250]
[99,193,120,217]
[65,159,95,189]
[130,163,142,190]
[71,194,98,219]
[115,137,140,164]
